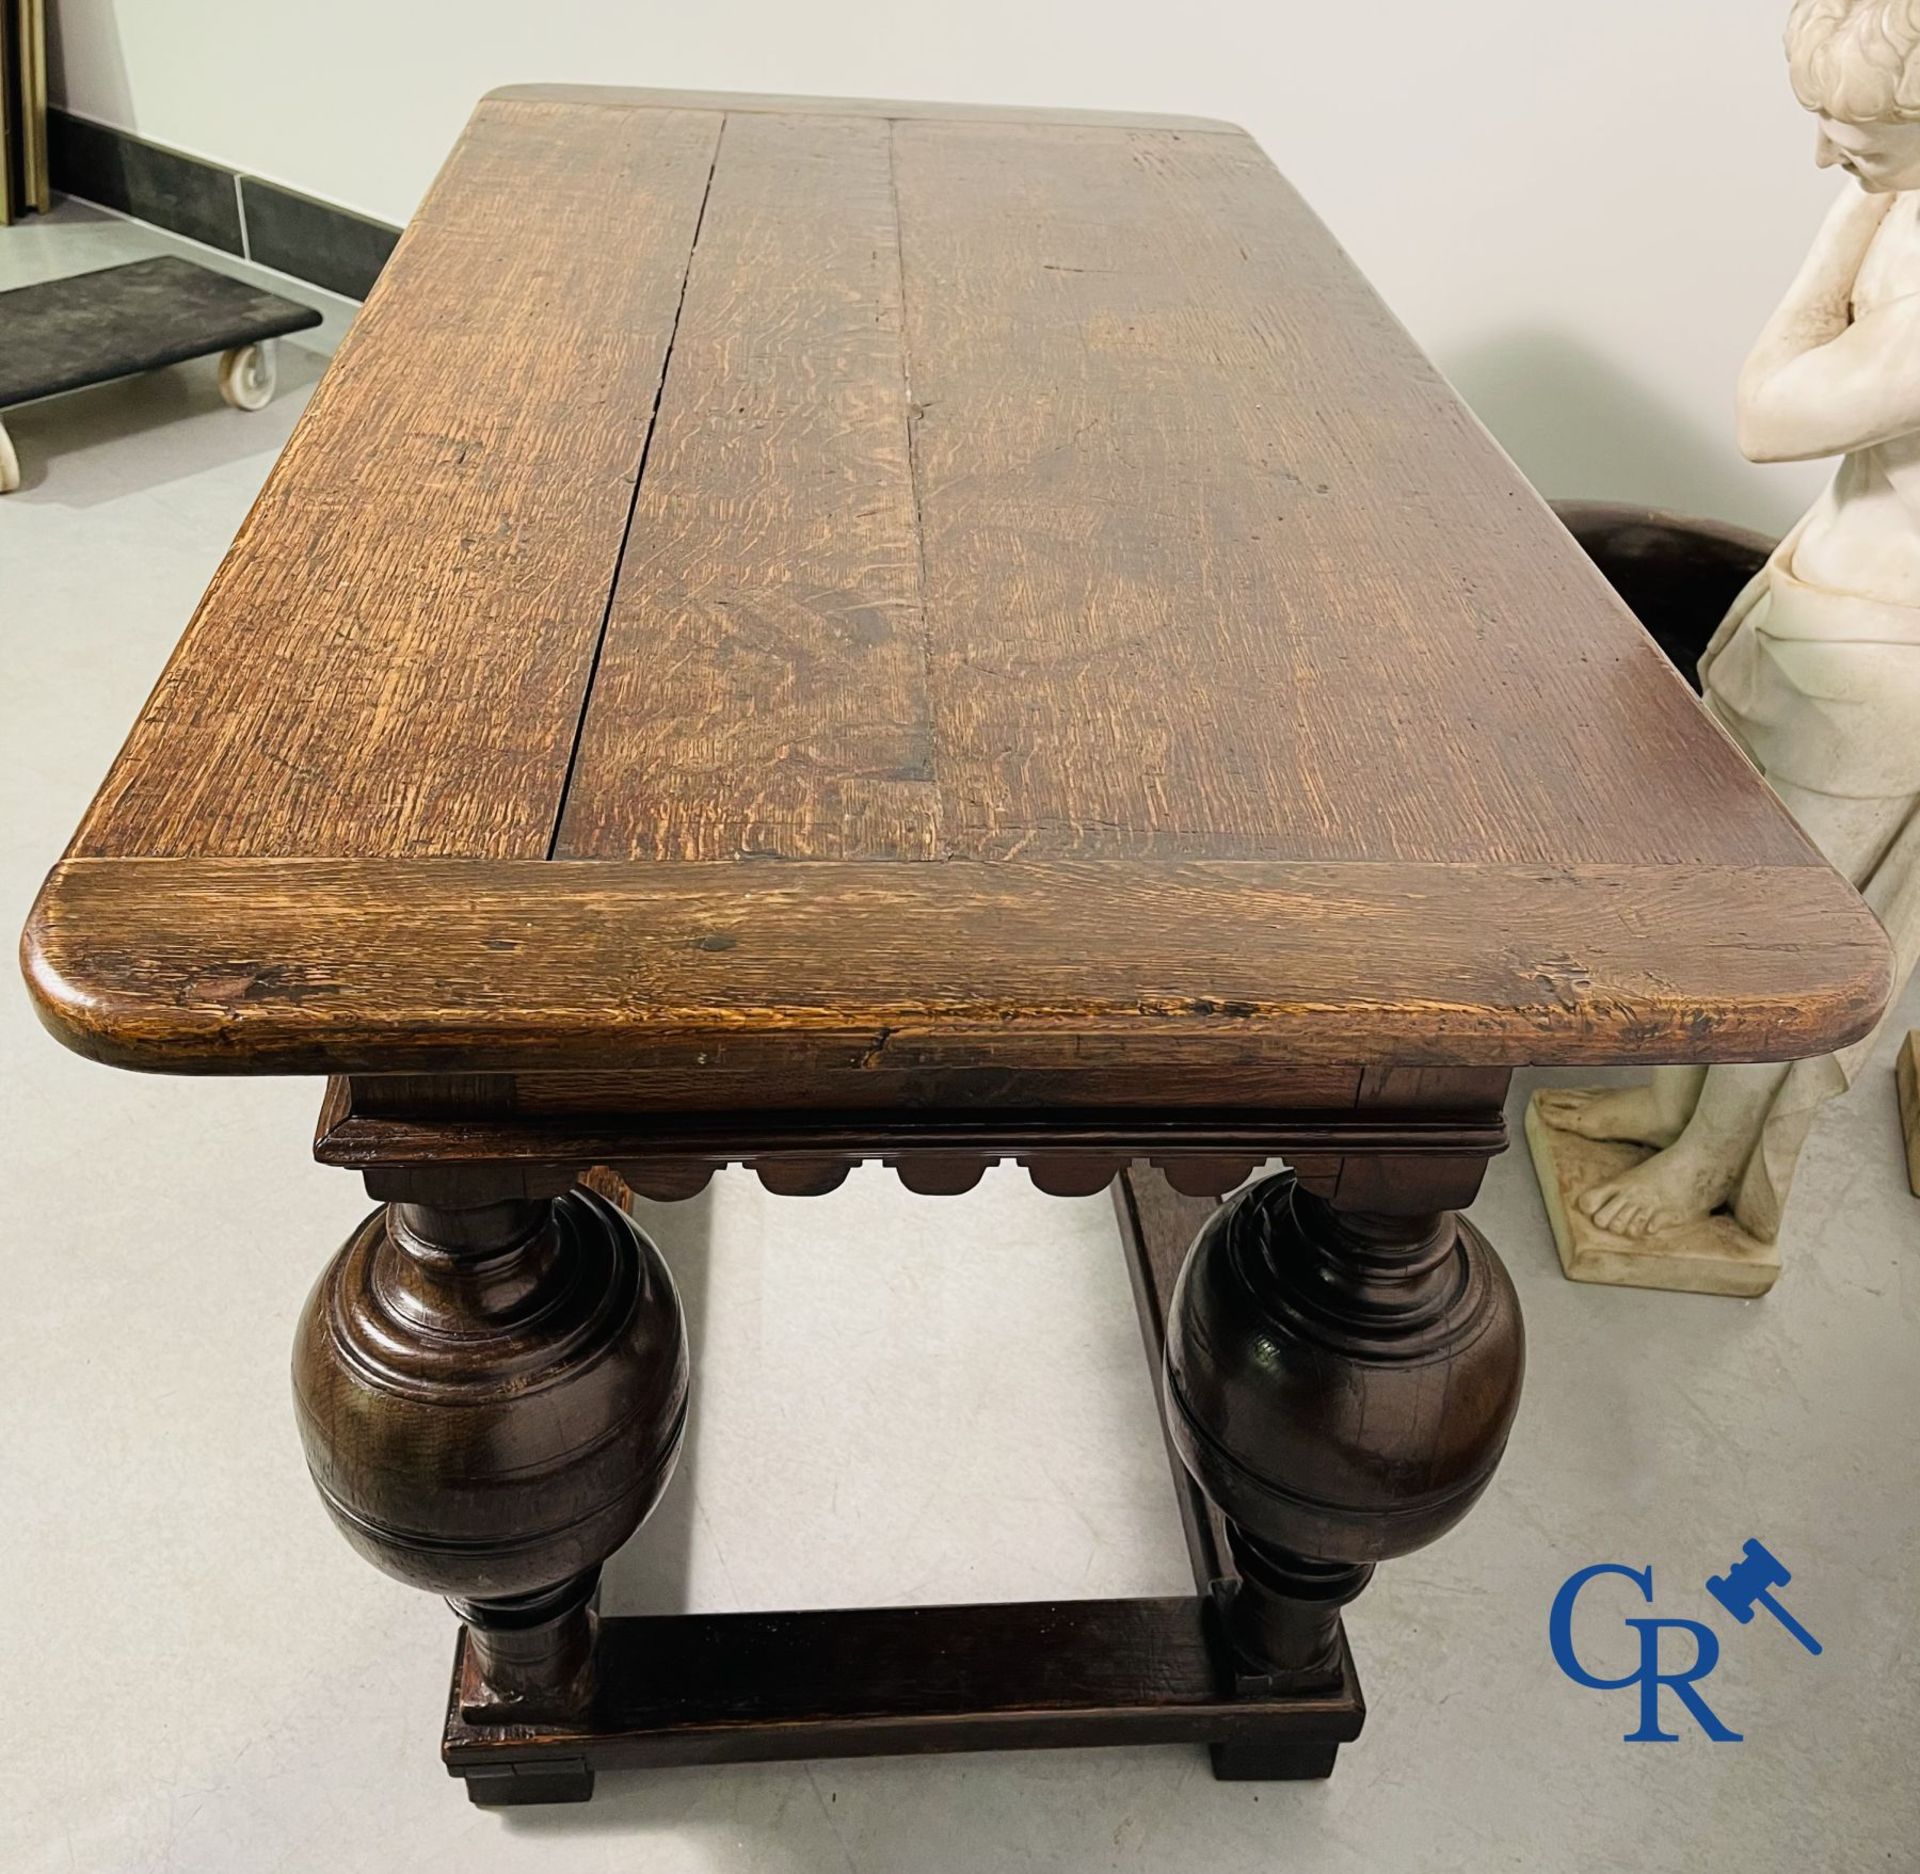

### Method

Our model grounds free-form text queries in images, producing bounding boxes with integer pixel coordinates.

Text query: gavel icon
[1706,1540,1822,1655]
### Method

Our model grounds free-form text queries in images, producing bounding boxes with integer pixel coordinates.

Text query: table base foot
[462,1760,596,1807]
[1210,1738,1342,1781]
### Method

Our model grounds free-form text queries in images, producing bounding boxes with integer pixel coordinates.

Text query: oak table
[21,85,1892,1808]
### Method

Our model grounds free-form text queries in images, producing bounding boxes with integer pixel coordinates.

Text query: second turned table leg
[1161,1154,1525,1776]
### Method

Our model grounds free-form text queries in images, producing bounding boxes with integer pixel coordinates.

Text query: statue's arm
[1737,185,1904,463]
[1740,297,1920,461]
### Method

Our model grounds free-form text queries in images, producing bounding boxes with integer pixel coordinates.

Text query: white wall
[47,0,1838,532]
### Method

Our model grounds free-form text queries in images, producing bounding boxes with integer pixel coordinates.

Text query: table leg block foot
[461,1761,596,1807]
[1209,1738,1340,1781]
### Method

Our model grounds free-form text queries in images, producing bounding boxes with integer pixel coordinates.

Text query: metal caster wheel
[218,341,277,411]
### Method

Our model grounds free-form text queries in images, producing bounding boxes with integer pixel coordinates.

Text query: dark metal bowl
[1551,500,1776,694]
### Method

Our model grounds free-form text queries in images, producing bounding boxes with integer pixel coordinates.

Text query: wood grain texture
[886,121,1814,867]
[21,87,1894,1085]
[23,855,1890,1074]
[495,1061,1363,1114]
[69,96,720,859]
[556,113,938,861]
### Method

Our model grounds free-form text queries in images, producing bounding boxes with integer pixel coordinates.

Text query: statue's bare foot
[1575,1144,1736,1240]
[1536,1086,1685,1148]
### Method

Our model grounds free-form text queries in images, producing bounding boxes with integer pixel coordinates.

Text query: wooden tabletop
[23,86,1890,1078]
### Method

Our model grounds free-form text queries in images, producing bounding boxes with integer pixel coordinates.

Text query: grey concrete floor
[3,201,1917,1874]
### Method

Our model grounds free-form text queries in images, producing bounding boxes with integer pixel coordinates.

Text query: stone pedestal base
[1524,1093,1780,1299]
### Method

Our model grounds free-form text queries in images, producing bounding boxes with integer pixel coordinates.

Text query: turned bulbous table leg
[1164,1168,1524,1721]
[291,1179,689,1790]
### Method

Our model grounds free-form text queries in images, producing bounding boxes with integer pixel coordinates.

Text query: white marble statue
[1539,0,1920,1247]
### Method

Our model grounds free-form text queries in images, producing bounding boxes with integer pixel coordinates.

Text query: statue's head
[1789,0,1920,189]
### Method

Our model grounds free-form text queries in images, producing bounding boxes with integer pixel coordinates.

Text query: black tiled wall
[47,110,398,302]
[240,178,395,302]
[49,112,244,255]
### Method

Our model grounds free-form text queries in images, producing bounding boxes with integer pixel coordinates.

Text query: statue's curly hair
[1789,0,1920,122]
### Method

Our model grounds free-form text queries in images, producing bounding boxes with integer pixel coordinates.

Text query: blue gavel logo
[1705,1539,1822,1655]
[1550,1538,1821,1741]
